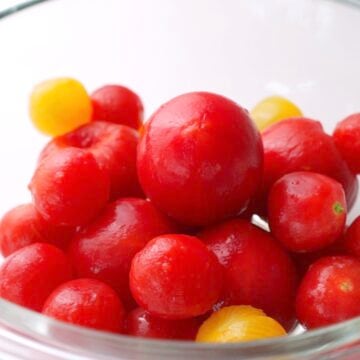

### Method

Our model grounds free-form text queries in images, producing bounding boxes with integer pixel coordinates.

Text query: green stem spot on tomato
[333,201,345,215]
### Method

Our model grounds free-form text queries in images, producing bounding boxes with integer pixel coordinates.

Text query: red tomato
[130,234,224,319]
[137,92,263,227]
[91,85,143,130]
[0,243,72,311]
[30,147,110,227]
[199,219,297,330]
[43,278,125,333]
[68,198,177,309]
[0,203,74,256]
[296,256,360,329]
[126,307,199,340]
[333,113,360,174]
[262,118,358,212]
[268,172,347,252]
[40,121,143,200]
[344,216,360,258]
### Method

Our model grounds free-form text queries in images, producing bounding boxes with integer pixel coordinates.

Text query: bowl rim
[1,0,360,20]
[2,296,360,358]
[0,0,50,20]
[1,0,360,357]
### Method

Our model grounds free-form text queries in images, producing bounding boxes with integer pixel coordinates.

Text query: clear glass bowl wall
[0,0,359,359]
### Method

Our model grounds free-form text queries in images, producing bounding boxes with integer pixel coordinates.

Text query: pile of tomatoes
[0,78,359,343]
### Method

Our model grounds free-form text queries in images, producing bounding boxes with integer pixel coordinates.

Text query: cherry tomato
[250,96,302,131]
[0,203,74,256]
[199,219,297,330]
[43,278,125,333]
[296,256,360,329]
[196,305,286,343]
[268,172,347,252]
[29,78,92,136]
[30,147,110,227]
[333,113,360,174]
[137,92,263,226]
[91,85,143,130]
[130,234,224,319]
[0,243,72,311]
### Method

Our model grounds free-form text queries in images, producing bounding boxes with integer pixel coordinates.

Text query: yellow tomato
[196,305,286,343]
[250,96,302,131]
[29,78,92,136]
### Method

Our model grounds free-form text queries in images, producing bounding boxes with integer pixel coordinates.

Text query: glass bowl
[0,0,359,358]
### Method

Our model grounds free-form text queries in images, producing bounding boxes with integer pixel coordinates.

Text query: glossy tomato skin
[296,256,360,329]
[91,85,143,130]
[69,198,177,308]
[30,147,110,227]
[344,217,360,258]
[198,219,297,330]
[268,172,347,253]
[137,92,263,227]
[262,118,358,211]
[129,234,224,319]
[126,307,199,340]
[333,113,360,174]
[0,203,74,256]
[40,121,143,199]
[0,243,72,311]
[43,278,125,333]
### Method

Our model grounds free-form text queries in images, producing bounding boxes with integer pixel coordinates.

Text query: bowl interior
[0,0,359,358]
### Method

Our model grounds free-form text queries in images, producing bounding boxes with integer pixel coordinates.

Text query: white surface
[0,0,359,220]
